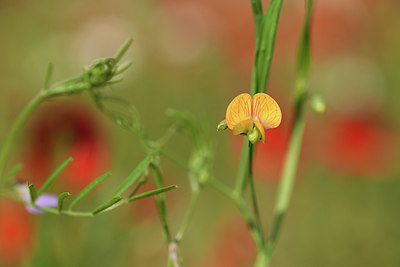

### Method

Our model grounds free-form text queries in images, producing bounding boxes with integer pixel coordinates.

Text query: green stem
[247,143,265,244]
[0,93,45,181]
[234,137,251,195]
[175,191,200,243]
[250,0,264,39]
[267,92,306,249]
[151,163,172,242]
[254,249,270,267]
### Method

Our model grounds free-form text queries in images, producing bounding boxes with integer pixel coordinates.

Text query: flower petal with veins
[253,93,282,130]
[226,93,252,130]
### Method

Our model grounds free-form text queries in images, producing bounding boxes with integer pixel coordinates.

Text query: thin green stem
[128,178,146,198]
[151,163,172,242]
[254,249,270,267]
[250,0,264,39]
[175,191,200,243]
[156,125,178,149]
[0,93,45,180]
[267,93,306,249]
[247,143,265,245]
[234,138,250,195]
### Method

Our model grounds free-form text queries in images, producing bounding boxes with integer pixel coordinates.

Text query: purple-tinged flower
[16,183,58,215]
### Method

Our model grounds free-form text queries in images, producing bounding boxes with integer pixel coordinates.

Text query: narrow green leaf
[128,185,178,202]
[58,192,71,213]
[114,39,133,64]
[38,157,73,196]
[28,184,38,202]
[150,164,171,241]
[69,171,112,210]
[92,196,122,215]
[252,0,284,95]
[3,163,22,184]
[44,62,53,89]
[114,60,132,75]
[295,0,314,94]
[113,155,153,197]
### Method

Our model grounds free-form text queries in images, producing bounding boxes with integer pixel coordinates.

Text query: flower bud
[310,94,326,114]
[217,120,228,131]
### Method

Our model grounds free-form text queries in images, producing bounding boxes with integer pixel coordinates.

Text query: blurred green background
[0,0,399,266]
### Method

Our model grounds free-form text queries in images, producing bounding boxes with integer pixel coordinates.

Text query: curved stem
[0,93,45,181]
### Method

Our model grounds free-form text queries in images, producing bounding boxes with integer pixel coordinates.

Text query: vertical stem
[234,138,250,195]
[150,163,172,242]
[250,0,264,39]
[254,249,270,267]
[247,142,265,244]
[267,94,306,248]
[0,93,45,181]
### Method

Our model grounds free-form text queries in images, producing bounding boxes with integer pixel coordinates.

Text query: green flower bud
[310,94,326,114]
[217,120,228,131]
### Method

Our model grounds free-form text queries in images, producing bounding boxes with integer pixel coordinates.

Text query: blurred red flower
[319,114,398,176]
[20,102,110,193]
[0,200,34,266]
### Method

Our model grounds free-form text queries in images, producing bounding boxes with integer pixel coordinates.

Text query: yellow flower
[225,93,282,144]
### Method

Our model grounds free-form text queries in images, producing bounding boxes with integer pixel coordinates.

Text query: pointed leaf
[69,171,111,210]
[44,62,53,89]
[28,184,38,202]
[92,196,122,215]
[38,157,72,196]
[114,39,133,64]
[58,192,71,213]
[128,185,178,202]
[113,155,153,197]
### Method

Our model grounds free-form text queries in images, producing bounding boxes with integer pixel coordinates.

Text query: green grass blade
[113,155,153,197]
[3,163,22,184]
[114,39,133,64]
[92,196,122,215]
[252,0,284,95]
[69,171,112,210]
[58,192,71,213]
[44,62,53,89]
[28,183,38,202]
[128,185,178,202]
[37,157,73,196]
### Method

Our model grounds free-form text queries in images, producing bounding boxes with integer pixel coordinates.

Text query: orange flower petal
[252,93,282,129]
[226,93,252,130]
